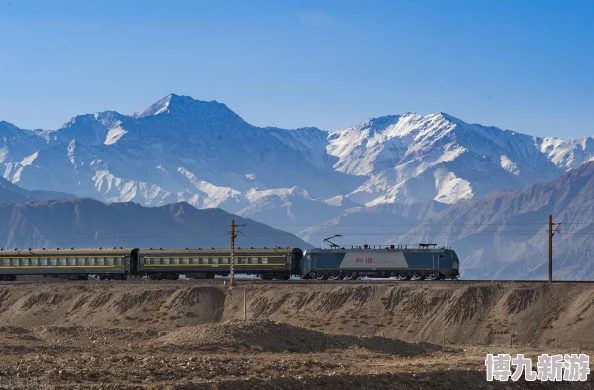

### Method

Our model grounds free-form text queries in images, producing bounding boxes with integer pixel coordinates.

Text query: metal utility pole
[230,219,235,286]
[548,215,560,283]
[229,219,245,287]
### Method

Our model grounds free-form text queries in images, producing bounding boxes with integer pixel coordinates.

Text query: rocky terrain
[0,280,593,389]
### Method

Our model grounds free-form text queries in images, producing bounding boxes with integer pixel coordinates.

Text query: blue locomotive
[300,239,460,280]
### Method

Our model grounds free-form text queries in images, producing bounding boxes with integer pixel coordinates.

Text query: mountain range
[2,94,593,241]
[1,93,594,279]
[0,197,309,250]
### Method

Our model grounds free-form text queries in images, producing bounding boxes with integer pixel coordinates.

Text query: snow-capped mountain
[1,94,593,245]
[328,112,594,206]
[386,161,594,280]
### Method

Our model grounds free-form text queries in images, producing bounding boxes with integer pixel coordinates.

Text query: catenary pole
[548,215,553,283]
[230,219,235,286]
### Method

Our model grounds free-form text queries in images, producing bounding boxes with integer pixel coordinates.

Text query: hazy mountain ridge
[0,198,310,250]
[386,162,594,280]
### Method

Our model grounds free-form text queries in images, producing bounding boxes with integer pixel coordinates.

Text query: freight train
[0,242,460,282]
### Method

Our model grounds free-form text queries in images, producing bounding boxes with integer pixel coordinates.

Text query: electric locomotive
[300,240,459,280]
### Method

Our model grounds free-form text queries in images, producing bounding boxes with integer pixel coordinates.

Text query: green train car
[0,247,136,281]
[0,247,303,281]
[138,247,303,280]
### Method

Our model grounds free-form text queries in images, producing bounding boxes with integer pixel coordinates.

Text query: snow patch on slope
[177,167,244,208]
[104,126,128,145]
[20,151,38,167]
[92,168,169,203]
[500,155,520,175]
[433,169,472,203]
[0,147,8,163]
[245,186,314,202]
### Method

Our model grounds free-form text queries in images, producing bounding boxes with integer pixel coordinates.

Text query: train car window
[171,257,178,264]
[251,257,258,264]
[262,257,268,264]
[31,258,38,266]
[2,259,9,266]
[68,258,77,266]
[88,257,95,266]
[10,258,19,266]
[182,258,189,264]
[97,257,105,266]
[50,258,58,266]
[116,257,122,265]
[106,257,114,266]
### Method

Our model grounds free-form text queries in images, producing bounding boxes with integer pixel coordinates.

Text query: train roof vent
[264,247,267,249]
[238,247,241,249]
[160,248,163,250]
[251,247,253,249]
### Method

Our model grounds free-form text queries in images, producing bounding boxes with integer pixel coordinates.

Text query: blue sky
[0,0,593,138]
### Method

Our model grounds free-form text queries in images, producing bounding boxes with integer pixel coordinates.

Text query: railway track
[0,277,593,286]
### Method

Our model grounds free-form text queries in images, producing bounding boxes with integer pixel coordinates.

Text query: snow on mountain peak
[134,94,175,118]
[133,94,242,124]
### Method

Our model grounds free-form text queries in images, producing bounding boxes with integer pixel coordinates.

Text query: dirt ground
[0,280,593,389]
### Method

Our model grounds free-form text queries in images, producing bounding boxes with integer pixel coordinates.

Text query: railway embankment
[0,280,592,349]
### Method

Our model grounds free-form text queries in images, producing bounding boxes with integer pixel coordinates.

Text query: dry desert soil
[0,279,593,389]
